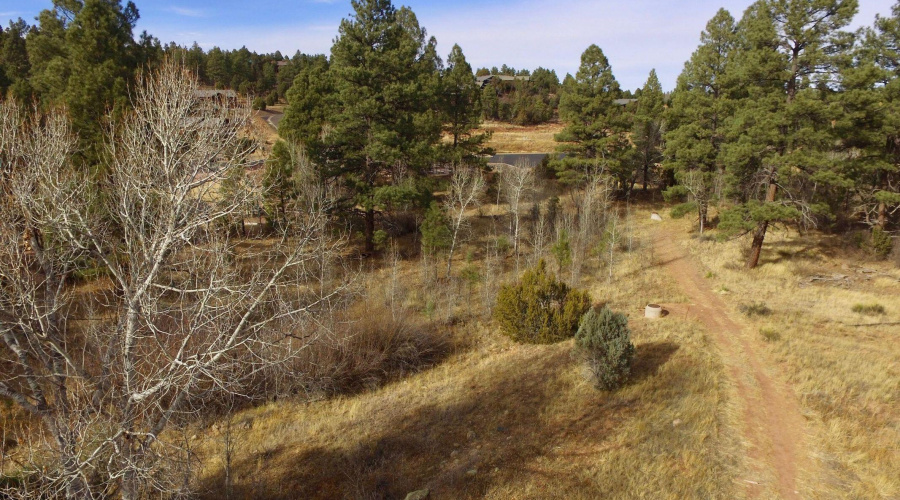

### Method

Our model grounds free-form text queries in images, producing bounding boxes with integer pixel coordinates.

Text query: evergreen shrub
[493,260,590,344]
[872,227,893,258]
[574,306,635,390]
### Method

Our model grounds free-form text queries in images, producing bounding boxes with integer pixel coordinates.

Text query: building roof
[476,74,531,88]
[613,98,638,106]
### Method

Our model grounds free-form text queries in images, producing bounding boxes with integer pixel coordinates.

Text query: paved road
[266,111,284,130]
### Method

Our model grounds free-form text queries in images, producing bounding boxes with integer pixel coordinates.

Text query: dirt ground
[653,227,807,499]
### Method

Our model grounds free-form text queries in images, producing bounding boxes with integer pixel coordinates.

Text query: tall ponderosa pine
[280,0,441,251]
[720,0,858,268]
[665,9,738,231]
[555,44,633,188]
[441,44,491,167]
[630,68,665,191]
[836,2,900,229]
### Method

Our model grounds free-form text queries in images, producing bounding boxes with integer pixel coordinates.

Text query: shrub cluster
[493,260,591,344]
[872,227,893,258]
[574,307,635,390]
[739,301,771,317]
[760,327,781,342]
[252,96,267,111]
[669,201,698,219]
[293,302,450,397]
[852,303,886,315]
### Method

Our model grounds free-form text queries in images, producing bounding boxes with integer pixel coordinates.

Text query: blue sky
[3,0,896,90]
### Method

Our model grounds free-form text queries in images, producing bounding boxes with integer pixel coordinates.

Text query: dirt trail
[653,227,808,499]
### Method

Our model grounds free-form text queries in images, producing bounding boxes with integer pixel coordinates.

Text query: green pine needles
[493,260,591,344]
[574,306,635,391]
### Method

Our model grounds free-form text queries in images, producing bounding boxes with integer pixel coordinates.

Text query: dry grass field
[3,154,897,498]
[678,218,900,499]
[189,207,746,499]
[186,201,900,499]
[478,121,566,153]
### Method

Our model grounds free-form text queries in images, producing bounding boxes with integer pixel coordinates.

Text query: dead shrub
[739,301,771,317]
[290,302,451,398]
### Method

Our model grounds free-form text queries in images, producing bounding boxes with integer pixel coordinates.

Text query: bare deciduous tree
[499,162,534,274]
[444,166,485,276]
[679,169,712,234]
[0,62,342,499]
[571,172,613,283]
[603,210,624,284]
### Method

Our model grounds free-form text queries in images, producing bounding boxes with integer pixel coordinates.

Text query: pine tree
[555,44,633,188]
[420,201,451,255]
[630,69,665,192]
[720,0,858,268]
[279,54,332,147]
[206,47,229,87]
[836,2,900,229]
[322,0,442,252]
[481,82,500,121]
[0,19,32,100]
[26,0,140,164]
[440,44,491,167]
[665,9,738,231]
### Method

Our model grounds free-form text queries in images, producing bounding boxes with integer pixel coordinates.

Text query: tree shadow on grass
[630,341,679,384]
[196,344,649,500]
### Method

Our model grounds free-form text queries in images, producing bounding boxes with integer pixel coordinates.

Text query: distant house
[189,89,241,129]
[193,89,238,106]
[476,74,531,89]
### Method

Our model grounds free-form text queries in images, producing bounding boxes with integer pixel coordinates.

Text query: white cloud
[166,6,205,18]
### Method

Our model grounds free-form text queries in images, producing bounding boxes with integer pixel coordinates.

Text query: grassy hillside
[189,209,745,499]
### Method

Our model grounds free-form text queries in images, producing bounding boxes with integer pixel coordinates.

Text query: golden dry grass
[190,204,743,499]
[677,217,900,499]
[478,121,566,153]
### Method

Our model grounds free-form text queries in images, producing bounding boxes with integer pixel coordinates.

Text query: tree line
[551,0,898,268]
[0,0,306,162]
[3,0,896,268]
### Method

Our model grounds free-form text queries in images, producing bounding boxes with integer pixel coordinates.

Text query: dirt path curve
[653,226,809,499]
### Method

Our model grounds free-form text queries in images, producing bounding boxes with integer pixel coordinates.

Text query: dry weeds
[190,202,742,499]
[478,121,566,153]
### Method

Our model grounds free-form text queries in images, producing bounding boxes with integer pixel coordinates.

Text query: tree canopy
[554,44,633,186]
